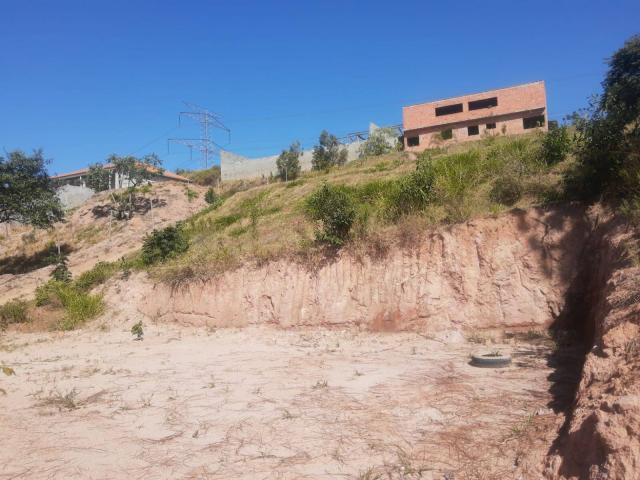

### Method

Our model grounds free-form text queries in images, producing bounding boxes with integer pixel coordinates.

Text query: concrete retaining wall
[57,184,95,209]
[220,123,397,181]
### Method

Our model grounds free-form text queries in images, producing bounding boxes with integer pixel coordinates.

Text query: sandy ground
[0,326,556,479]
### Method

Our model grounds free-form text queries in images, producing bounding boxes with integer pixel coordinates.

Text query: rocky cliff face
[137,205,589,333]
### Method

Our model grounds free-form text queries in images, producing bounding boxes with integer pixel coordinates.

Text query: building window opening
[441,129,453,140]
[407,136,420,147]
[467,125,479,136]
[435,103,463,116]
[468,97,498,110]
[486,122,496,129]
[523,115,546,129]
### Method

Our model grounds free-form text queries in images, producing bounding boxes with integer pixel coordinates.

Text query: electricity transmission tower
[168,102,230,169]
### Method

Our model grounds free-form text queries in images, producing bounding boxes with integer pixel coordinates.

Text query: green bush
[204,188,219,205]
[305,183,356,245]
[50,254,72,283]
[541,126,572,165]
[141,223,189,265]
[185,187,199,202]
[54,285,104,331]
[176,166,221,186]
[490,176,523,206]
[385,159,435,218]
[0,300,29,329]
[74,261,118,291]
[213,214,242,229]
[33,281,103,330]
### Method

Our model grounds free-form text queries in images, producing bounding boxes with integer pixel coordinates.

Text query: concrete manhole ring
[470,352,512,368]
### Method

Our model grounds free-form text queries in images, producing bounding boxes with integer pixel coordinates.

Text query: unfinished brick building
[402,81,547,152]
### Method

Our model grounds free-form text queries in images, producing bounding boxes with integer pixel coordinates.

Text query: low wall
[57,184,95,209]
[220,123,397,181]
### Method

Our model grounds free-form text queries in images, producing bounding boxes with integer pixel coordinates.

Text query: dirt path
[0,326,556,479]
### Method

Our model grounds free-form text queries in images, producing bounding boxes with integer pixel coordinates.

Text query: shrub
[185,187,198,202]
[141,223,189,265]
[385,159,435,218]
[204,188,219,205]
[50,254,72,283]
[0,300,29,329]
[213,214,242,229]
[74,261,118,291]
[54,285,104,331]
[541,126,572,165]
[490,176,523,206]
[179,166,221,186]
[131,321,144,340]
[305,183,356,245]
[33,280,103,330]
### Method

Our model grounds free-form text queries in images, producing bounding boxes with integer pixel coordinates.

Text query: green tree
[86,163,112,192]
[568,35,640,199]
[109,153,163,189]
[312,131,348,171]
[104,153,164,219]
[51,253,72,282]
[305,183,356,245]
[359,128,398,158]
[276,141,302,181]
[0,150,64,228]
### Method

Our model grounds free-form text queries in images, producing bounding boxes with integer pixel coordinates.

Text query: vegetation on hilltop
[176,165,221,186]
[276,141,302,181]
[566,34,640,212]
[151,130,567,285]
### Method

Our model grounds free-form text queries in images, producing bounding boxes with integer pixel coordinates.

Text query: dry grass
[155,133,569,285]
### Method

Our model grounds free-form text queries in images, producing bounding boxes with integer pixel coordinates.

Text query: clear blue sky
[1,1,638,174]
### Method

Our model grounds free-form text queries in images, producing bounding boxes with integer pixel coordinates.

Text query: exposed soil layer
[136,205,590,333]
[544,207,640,480]
[0,326,558,480]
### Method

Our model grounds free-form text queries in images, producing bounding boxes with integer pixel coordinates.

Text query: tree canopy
[312,131,347,171]
[86,163,112,192]
[0,150,64,228]
[358,128,399,158]
[276,141,302,181]
[108,153,163,188]
[569,35,640,199]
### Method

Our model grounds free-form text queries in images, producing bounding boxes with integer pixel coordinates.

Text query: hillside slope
[0,182,207,303]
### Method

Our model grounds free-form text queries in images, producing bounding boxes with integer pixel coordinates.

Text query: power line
[168,102,230,169]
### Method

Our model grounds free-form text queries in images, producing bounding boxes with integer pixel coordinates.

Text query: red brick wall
[403,81,547,152]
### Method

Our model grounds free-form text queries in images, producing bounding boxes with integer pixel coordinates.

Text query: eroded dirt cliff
[128,205,589,333]
[544,208,640,480]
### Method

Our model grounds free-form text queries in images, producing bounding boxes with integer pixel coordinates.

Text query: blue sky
[1,1,638,174]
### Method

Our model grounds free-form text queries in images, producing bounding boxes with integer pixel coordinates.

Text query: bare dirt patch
[0,326,561,479]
